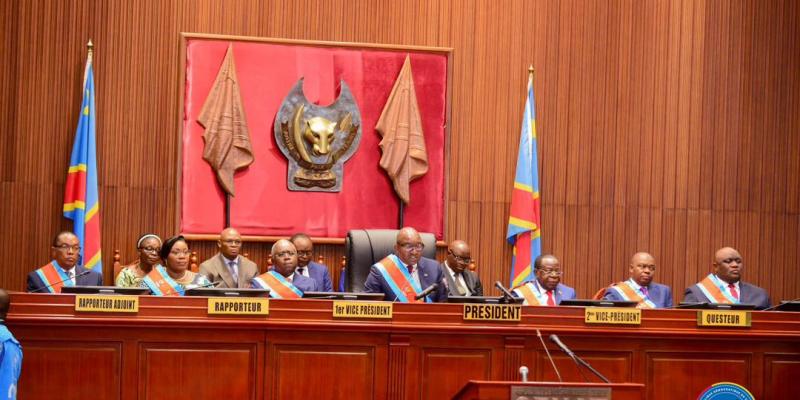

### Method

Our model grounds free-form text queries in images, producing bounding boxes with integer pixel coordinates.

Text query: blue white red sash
[609,279,657,309]
[142,266,184,296]
[251,271,303,299]
[512,280,548,306]
[695,274,738,304]
[34,261,74,293]
[373,254,428,303]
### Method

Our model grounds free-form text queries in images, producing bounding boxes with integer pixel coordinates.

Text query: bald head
[628,252,656,287]
[395,227,424,266]
[446,240,471,273]
[0,289,9,320]
[713,247,743,284]
[218,228,242,260]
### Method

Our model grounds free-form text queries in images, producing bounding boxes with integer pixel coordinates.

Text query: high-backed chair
[345,229,437,292]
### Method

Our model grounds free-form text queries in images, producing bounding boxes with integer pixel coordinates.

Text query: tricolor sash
[695,274,738,304]
[251,271,303,299]
[34,261,74,293]
[609,280,657,309]
[373,254,427,303]
[512,281,546,306]
[142,266,184,296]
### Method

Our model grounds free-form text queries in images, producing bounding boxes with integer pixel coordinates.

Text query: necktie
[407,265,413,275]
[228,261,238,285]
[641,286,649,297]
[297,267,306,276]
[68,271,75,286]
[728,283,739,300]
[453,273,467,296]
[546,290,556,306]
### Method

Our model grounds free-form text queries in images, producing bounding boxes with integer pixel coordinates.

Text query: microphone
[414,283,439,300]
[549,335,610,383]
[159,280,217,297]
[31,270,91,293]
[518,366,528,382]
[537,329,562,382]
[494,281,517,304]
[549,334,576,358]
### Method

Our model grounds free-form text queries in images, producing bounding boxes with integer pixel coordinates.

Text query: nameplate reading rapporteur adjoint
[75,295,139,313]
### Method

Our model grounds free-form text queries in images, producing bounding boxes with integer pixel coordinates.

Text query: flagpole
[225,195,231,228]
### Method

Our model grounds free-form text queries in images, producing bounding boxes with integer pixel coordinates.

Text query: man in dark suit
[603,252,673,308]
[364,227,447,302]
[512,254,576,306]
[199,228,259,288]
[290,233,333,292]
[441,240,483,297]
[684,247,771,309]
[27,231,103,293]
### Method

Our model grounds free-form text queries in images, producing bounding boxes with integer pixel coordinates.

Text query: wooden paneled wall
[1,0,798,303]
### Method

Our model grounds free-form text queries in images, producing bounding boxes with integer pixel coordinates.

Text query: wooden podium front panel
[140,343,259,400]
[646,352,751,399]
[421,349,492,400]
[764,354,800,399]
[19,341,121,400]
[535,351,634,383]
[270,344,377,400]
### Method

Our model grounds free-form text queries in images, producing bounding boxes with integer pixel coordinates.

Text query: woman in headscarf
[141,235,210,296]
[116,234,162,288]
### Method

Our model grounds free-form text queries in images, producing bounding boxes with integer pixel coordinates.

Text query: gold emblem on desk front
[333,301,393,319]
[584,307,641,325]
[75,295,139,313]
[697,310,751,327]
[207,298,269,315]
[462,304,521,321]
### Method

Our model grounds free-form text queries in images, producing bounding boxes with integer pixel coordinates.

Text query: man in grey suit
[199,228,259,288]
[441,240,483,297]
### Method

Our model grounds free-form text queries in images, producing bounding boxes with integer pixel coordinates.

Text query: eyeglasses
[275,251,296,258]
[54,244,81,252]
[296,250,312,256]
[139,246,160,254]
[169,249,191,257]
[398,243,424,251]
[634,264,656,271]
[448,250,472,264]
[538,268,563,276]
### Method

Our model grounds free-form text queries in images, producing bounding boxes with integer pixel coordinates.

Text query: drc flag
[63,54,102,275]
[506,69,541,287]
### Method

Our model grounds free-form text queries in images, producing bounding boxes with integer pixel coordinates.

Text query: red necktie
[728,283,739,300]
[546,291,556,306]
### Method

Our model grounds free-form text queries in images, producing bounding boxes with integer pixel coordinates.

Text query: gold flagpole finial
[528,65,534,78]
[86,39,94,62]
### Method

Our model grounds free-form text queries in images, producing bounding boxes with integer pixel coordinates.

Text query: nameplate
[207,298,269,315]
[75,295,139,313]
[333,301,393,319]
[584,307,641,325]
[697,310,751,327]
[462,304,521,321]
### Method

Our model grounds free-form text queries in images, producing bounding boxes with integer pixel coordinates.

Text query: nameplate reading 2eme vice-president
[333,301,393,319]
[207,298,269,315]
[75,295,139,313]
[697,310,751,327]
[584,307,641,325]
[463,304,521,321]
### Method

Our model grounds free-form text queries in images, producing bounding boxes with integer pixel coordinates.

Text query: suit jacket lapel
[216,256,236,288]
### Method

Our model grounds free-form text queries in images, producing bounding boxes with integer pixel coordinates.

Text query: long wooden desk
[7,293,800,400]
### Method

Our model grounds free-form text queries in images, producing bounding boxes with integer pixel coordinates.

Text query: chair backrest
[345,229,437,292]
